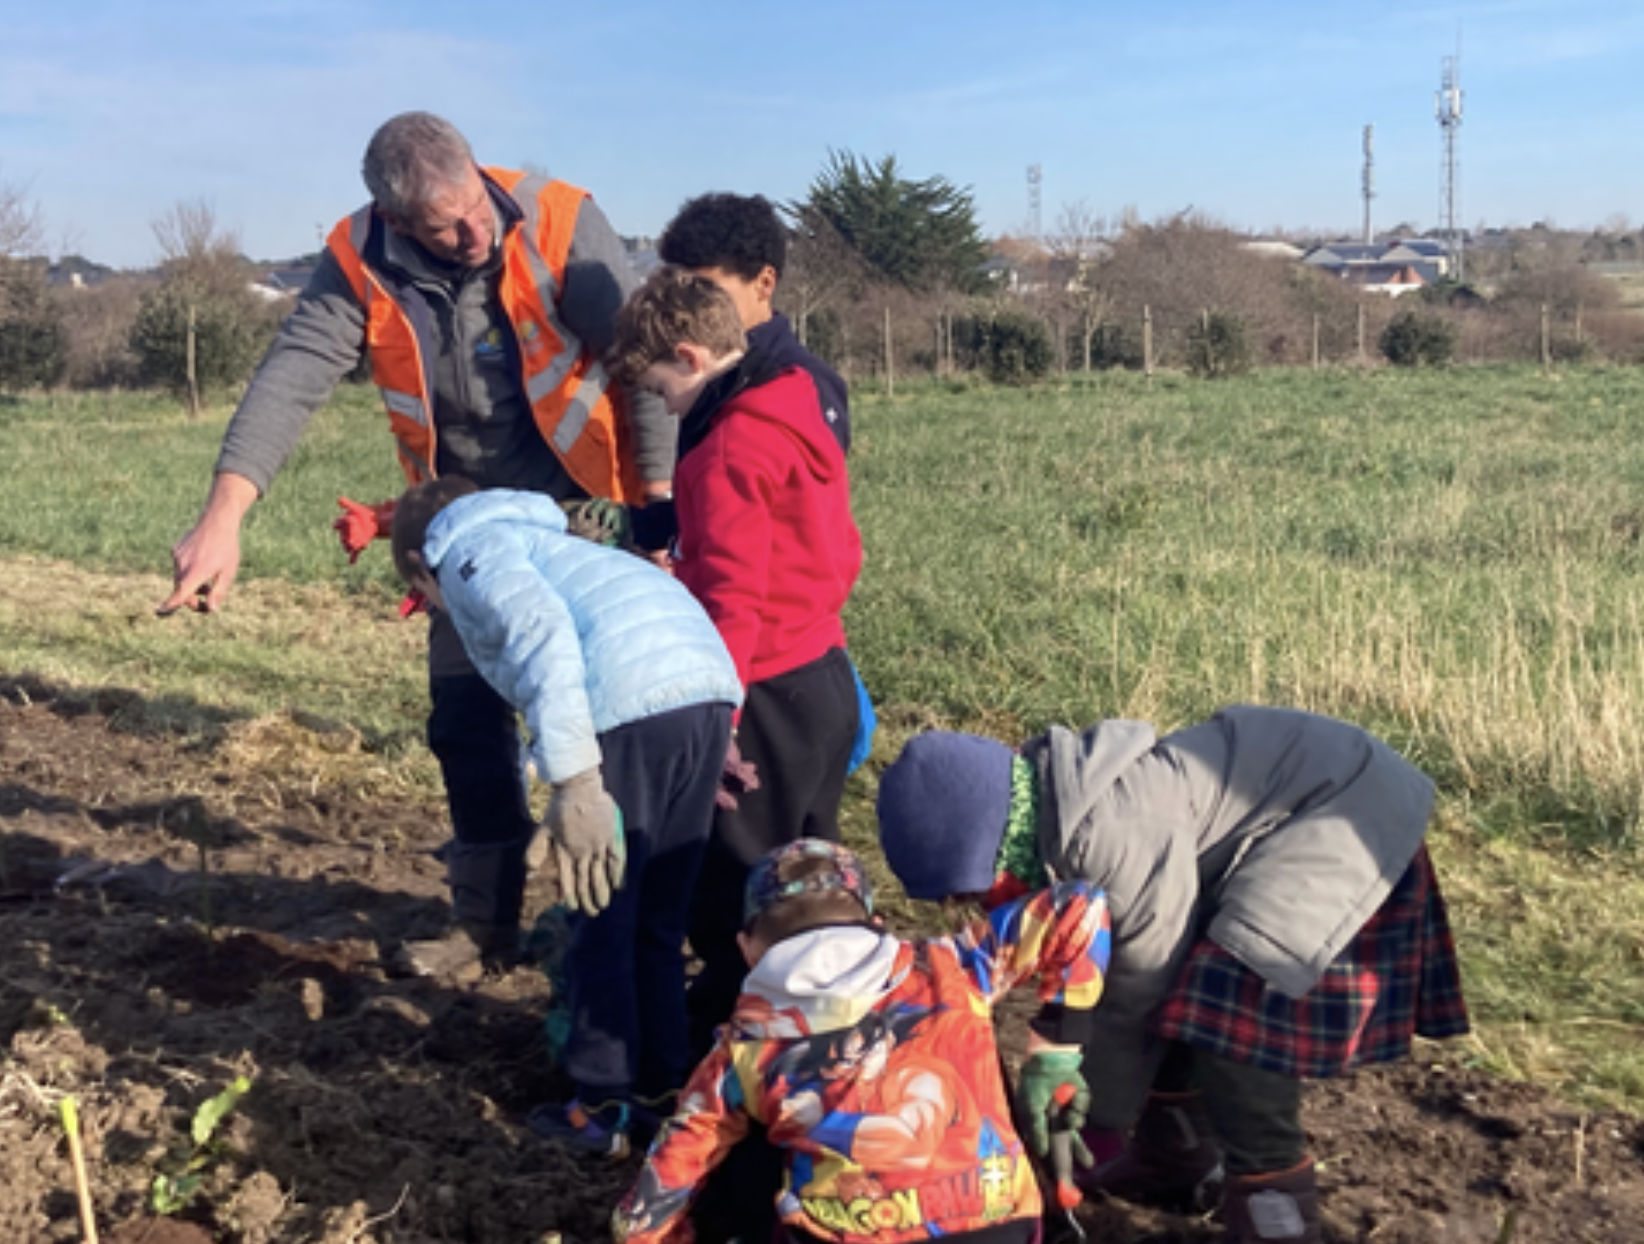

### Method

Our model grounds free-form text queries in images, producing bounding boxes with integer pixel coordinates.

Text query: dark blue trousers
[563,702,732,1101]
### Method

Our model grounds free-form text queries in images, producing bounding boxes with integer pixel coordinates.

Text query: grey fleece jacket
[217,178,674,497]
[1022,705,1435,1126]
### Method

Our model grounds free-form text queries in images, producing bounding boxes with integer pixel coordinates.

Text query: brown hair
[390,476,480,582]
[608,265,747,387]
[747,853,873,948]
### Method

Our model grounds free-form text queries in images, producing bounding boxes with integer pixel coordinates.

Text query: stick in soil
[59,1095,100,1244]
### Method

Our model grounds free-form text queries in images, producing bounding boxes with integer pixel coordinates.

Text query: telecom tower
[1435,54,1464,280]
[1361,124,1375,243]
[1027,164,1043,241]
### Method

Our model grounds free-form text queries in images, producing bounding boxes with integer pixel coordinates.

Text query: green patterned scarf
[993,756,1047,886]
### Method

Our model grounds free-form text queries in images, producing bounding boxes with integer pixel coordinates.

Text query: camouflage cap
[743,838,875,929]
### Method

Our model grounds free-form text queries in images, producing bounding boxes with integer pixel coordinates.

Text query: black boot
[397,921,520,979]
[1077,1091,1224,1211]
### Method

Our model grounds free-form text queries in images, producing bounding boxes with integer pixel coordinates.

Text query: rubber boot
[1221,1158,1321,1243]
[397,921,520,980]
[1077,1091,1225,1212]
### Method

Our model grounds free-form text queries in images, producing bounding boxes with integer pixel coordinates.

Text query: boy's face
[636,343,720,417]
[692,265,777,331]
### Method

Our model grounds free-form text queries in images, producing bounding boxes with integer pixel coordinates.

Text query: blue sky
[3,0,1641,268]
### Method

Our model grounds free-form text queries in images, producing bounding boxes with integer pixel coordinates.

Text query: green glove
[543,769,626,916]
[1017,1048,1090,1159]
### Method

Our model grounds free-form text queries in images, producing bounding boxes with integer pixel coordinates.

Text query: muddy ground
[2,677,1642,1244]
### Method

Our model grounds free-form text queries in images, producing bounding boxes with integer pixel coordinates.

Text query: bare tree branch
[0,168,46,259]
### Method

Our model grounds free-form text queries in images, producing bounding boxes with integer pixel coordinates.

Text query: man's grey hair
[362,112,477,218]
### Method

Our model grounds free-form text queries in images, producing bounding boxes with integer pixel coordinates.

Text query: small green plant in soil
[149,1075,252,1215]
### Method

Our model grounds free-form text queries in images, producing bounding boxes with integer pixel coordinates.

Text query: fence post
[185,301,201,421]
[884,305,894,398]
[1541,303,1552,374]
[1312,314,1321,370]
[1143,305,1154,383]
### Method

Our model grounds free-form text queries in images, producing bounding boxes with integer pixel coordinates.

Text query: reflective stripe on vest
[326,171,636,500]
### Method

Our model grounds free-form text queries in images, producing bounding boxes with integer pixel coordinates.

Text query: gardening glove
[333,497,397,564]
[561,497,634,549]
[543,768,626,916]
[716,734,760,811]
[1017,1045,1093,1161]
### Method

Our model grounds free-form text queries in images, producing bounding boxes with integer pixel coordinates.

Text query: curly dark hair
[658,193,788,281]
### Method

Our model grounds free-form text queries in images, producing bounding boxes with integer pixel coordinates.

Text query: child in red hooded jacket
[611,268,863,1060]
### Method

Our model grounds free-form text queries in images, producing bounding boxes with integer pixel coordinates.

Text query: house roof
[1304,242,1387,267]
[1391,238,1449,257]
[1245,240,1306,260]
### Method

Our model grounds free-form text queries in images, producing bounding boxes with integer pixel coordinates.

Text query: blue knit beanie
[876,731,1016,900]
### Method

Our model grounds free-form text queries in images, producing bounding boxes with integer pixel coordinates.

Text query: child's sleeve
[612,1041,752,1244]
[955,882,1111,1048]
[437,533,601,783]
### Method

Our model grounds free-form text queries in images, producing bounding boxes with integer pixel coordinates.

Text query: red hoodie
[673,366,861,691]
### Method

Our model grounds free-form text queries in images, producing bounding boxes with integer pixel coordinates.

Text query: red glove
[333,497,397,564]
[716,735,760,811]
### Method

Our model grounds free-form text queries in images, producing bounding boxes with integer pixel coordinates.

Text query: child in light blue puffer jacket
[392,478,743,1157]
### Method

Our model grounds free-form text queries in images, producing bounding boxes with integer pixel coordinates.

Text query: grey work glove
[543,768,626,916]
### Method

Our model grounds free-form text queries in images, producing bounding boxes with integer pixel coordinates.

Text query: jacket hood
[422,490,567,570]
[678,349,844,483]
[1032,720,1159,877]
[737,926,903,1036]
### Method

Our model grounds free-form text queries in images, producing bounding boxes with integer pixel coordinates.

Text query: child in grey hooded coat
[875,705,1469,1244]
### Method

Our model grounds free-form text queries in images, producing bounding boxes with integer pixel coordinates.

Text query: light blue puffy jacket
[423,490,743,784]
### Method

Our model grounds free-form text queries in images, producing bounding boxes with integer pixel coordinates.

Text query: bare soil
[2,677,1642,1243]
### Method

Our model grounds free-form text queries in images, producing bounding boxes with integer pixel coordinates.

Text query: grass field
[3,365,1644,1109]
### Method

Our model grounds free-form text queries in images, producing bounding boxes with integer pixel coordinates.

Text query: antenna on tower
[1361,124,1376,244]
[1435,49,1464,280]
[1026,164,1043,242]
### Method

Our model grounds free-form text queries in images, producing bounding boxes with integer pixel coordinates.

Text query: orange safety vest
[326,168,641,501]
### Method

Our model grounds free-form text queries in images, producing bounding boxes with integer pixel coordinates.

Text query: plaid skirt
[1152,846,1469,1080]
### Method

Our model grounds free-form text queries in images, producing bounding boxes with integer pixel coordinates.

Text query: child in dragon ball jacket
[611,839,1112,1244]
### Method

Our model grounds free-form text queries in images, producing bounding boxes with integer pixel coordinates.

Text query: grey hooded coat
[1021,705,1435,1127]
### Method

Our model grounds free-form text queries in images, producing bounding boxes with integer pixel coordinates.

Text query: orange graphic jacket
[612,882,1110,1244]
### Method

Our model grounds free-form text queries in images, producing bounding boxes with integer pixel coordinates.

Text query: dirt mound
[2,680,1642,1242]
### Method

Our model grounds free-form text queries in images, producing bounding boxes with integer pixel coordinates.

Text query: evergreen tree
[800,151,988,294]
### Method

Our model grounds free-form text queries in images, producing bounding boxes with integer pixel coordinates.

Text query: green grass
[0,385,406,595]
[5,366,1644,1109]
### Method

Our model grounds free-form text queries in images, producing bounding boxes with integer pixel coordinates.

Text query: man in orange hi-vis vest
[160,112,675,977]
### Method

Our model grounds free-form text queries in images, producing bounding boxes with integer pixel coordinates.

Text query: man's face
[691,265,776,331]
[636,351,712,418]
[386,166,495,267]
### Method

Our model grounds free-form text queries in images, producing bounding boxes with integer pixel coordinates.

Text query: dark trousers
[686,647,858,1057]
[427,665,536,931]
[1154,1042,1307,1175]
[564,702,732,1101]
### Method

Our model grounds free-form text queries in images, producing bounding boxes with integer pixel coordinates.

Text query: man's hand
[717,735,760,811]
[334,497,397,563]
[1017,1045,1091,1159]
[158,474,258,615]
[543,768,625,916]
